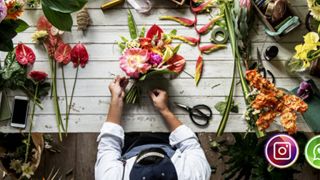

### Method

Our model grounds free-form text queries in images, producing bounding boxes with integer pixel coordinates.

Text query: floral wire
[25,82,38,163]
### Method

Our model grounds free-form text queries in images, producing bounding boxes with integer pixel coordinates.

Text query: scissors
[250,48,276,84]
[174,102,212,127]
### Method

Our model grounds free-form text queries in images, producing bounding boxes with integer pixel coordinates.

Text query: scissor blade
[174,102,189,110]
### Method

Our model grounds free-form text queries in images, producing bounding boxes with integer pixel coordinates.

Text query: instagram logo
[265,134,299,168]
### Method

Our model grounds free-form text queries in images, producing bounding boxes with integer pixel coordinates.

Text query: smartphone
[10,96,29,128]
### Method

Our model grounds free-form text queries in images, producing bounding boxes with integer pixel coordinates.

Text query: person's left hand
[109,76,128,102]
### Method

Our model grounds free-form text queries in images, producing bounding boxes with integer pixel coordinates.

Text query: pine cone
[77,6,90,31]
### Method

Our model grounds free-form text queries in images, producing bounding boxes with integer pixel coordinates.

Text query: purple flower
[297,81,313,100]
[0,0,7,23]
[149,53,163,67]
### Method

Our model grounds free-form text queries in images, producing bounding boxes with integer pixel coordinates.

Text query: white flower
[9,159,22,174]
[21,162,34,179]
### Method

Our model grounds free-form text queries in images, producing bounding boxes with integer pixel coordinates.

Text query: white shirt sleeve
[95,122,124,180]
[170,125,211,180]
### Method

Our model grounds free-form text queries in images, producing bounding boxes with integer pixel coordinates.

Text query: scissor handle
[189,105,212,127]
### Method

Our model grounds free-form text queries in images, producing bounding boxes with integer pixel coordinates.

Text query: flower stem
[61,65,68,120]
[66,64,80,133]
[25,83,38,163]
[49,57,64,141]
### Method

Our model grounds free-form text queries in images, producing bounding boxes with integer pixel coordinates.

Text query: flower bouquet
[117,10,186,104]
[0,133,44,179]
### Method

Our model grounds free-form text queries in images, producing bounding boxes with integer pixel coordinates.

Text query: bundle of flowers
[117,10,186,104]
[245,70,308,134]
[0,133,44,179]
[288,32,320,72]
[0,0,29,52]
[32,16,89,140]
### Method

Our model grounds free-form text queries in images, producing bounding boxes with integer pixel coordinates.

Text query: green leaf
[41,0,87,13]
[214,99,238,115]
[173,44,181,54]
[127,9,138,39]
[139,70,177,81]
[15,19,30,33]
[170,29,177,35]
[42,5,73,31]
[139,27,146,37]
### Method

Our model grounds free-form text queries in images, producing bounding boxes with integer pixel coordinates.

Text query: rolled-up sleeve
[95,122,124,180]
[170,125,211,180]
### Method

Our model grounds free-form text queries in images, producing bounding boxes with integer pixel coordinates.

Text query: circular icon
[265,134,299,168]
[305,135,320,169]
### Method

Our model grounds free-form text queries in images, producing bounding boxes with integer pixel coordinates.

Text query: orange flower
[5,0,24,20]
[280,110,297,134]
[246,69,308,134]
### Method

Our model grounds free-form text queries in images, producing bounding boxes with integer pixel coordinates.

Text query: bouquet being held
[118,10,186,104]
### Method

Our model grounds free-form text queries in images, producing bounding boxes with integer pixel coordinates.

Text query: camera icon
[273,142,291,160]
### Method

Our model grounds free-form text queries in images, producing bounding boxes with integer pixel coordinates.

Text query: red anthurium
[29,70,48,82]
[37,16,52,31]
[71,42,89,68]
[54,43,72,65]
[166,54,186,73]
[146,24,163,42]
[15,43,36,65]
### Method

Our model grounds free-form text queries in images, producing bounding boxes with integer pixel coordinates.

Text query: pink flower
[54,43,71,65]
[0,0,7,23]
[149,53,162,67]
[15,43,35,65]
[29,70,48,82]
[239,0,251,10]
[119,48,151,78]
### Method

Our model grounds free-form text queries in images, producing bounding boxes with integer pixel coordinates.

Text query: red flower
[37,16,52,31]
[146,24,163,42]
[71,43,89,68]
[15,43,36,65]
[166,54,186,73]
[44,34,63,58]
[29,70,48,82]
[54,43,72,65]
[139,38,152,49]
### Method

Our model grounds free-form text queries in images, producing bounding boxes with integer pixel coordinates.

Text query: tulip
[15,43,36,65]
[159,16,195,27]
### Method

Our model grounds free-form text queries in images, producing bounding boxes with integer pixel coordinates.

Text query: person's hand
[149,89,169,113]
[109,76,128,103]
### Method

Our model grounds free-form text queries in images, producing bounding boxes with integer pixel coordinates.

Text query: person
[95,76,211,180]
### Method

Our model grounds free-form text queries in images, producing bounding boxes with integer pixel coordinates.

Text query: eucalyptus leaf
[42,5,73,31]
[41,0,87,13]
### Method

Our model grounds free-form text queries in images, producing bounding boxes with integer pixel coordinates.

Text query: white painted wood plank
[29,60,314,79]
[0,114,311,133]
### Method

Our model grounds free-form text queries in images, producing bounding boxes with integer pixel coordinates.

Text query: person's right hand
[149,89,169,113]
[109,76,128,103]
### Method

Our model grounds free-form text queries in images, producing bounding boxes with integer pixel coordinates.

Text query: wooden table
[0,0,318,133]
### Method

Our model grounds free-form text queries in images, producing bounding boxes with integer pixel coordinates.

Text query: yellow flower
[307,0,316,8]
[304,32,320,50]
[310,6,320,21]
[31,30,48,44]
[293,44,309,60]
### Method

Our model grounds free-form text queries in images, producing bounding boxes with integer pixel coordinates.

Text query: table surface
[0,0,318,133]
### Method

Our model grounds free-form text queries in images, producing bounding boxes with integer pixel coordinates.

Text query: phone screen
[11,99,29,125]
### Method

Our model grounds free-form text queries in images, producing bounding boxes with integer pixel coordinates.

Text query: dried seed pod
[77,6,90,31]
